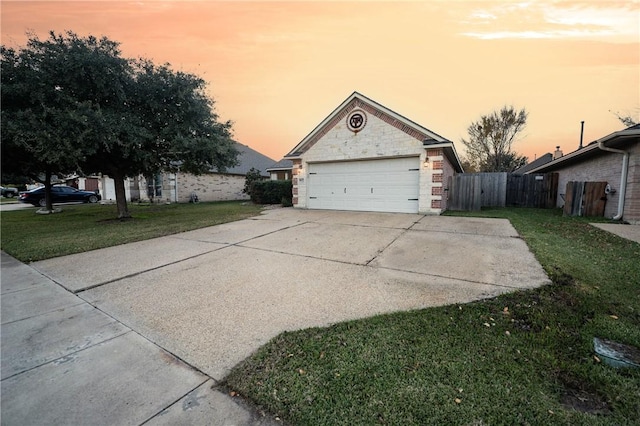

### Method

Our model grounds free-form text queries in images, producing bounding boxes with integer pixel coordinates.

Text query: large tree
[461,106,528,173]
[1,31,238,218]
[1,36,109,211]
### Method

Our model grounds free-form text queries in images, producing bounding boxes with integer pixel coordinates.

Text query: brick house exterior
[96,142,274,203]
[527,125,640,223]
[283,92,463,214]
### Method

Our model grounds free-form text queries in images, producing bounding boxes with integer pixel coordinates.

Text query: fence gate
[448,174,482,211]
[563,181,607,217]
[506,173,558,208]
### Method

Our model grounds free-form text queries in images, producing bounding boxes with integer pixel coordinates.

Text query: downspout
[597,141,629,220]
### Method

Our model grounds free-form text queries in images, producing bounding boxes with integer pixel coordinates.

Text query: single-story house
[267,158,294,181]
[95,142,275,203]
[282,91,463,214]
[526,124,640,223]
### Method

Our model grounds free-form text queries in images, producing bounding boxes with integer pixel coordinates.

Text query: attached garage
[308,157,420,213]
[285,92,463,215]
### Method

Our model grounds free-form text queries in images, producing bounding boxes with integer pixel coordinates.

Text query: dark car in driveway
[19,185,101,207]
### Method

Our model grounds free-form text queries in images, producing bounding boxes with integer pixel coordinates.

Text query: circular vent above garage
[346,109,367,133]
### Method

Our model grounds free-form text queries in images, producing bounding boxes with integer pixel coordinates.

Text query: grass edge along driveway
[224,208,640,425]
[0,201,264,262]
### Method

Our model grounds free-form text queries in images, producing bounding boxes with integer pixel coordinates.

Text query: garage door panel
[307,158,420,213]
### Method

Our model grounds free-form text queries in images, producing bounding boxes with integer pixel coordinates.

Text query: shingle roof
[266,158,293,171]
[216,142,275,177]
[513,153,553,175]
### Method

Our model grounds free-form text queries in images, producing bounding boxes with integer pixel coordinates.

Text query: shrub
[243,168,263,195]
[250,180,292,205]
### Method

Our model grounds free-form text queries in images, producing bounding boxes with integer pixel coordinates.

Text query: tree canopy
[1,31,237,217]
[461,106,528,173]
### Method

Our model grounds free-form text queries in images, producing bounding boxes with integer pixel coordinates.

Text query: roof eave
[526,128,640,174]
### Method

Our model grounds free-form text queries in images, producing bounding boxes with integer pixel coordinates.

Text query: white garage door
[307,157,420,213]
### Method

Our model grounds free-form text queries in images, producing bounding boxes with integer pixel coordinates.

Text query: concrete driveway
[31,208,549,381]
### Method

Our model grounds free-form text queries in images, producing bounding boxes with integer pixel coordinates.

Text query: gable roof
[285,91,450,156]
[216,142,275,177]
[526,126,640,174]
[266,158,294,172]
[283,91,463,172]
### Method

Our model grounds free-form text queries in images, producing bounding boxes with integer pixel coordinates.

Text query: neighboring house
[514,146,564,175]
[267,158,294,180]
[282,91,463,214]
[96,142,275,203]
[526,125,640,223]
[170,142,275,203]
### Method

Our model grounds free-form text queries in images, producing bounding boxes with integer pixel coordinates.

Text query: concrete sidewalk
[591,222,640,244]
[0,252,279,425]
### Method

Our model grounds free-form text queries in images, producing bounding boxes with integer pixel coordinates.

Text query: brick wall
[554,142,639,222]
[441,153,457,211]
[623,142,639,223]
[176,172,248,203]
[302,111,426,163]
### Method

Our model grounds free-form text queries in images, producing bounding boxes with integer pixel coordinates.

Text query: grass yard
[0,197,19,204]
[224,208,640,425]
[0,201,263,262]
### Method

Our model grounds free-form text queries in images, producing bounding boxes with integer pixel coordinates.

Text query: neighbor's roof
[513,153,553,175]
[526,125,640,174]
[266,158,294,172]
[283,91,463,172]
[216,142,275,177]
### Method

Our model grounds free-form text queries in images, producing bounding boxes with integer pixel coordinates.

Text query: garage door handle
[371,188,373,194]
[344,188,346,194]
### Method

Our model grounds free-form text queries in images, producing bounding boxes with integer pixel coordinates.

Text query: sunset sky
[2,1,638,164]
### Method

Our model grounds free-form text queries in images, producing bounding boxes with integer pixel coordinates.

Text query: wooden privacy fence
[448,172,559,211]
[563,181,607,217]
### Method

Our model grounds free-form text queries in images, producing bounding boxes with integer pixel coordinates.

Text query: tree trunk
[43,169,54,212]
[111,169,131,219]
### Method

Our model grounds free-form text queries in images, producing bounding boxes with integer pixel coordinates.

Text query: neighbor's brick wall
[623,142,639,223]
[176,172,248,203]
[554,142,639,221]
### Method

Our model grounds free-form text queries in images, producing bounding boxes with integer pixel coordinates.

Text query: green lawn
[0,201,263,262]
[0,197,19,204]
[224,208,640,425]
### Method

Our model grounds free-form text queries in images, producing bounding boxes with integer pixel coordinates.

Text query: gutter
[597,141,629,221]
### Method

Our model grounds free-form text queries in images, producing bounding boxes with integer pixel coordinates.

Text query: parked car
[1,186,19,198]
[19,185,101,207]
